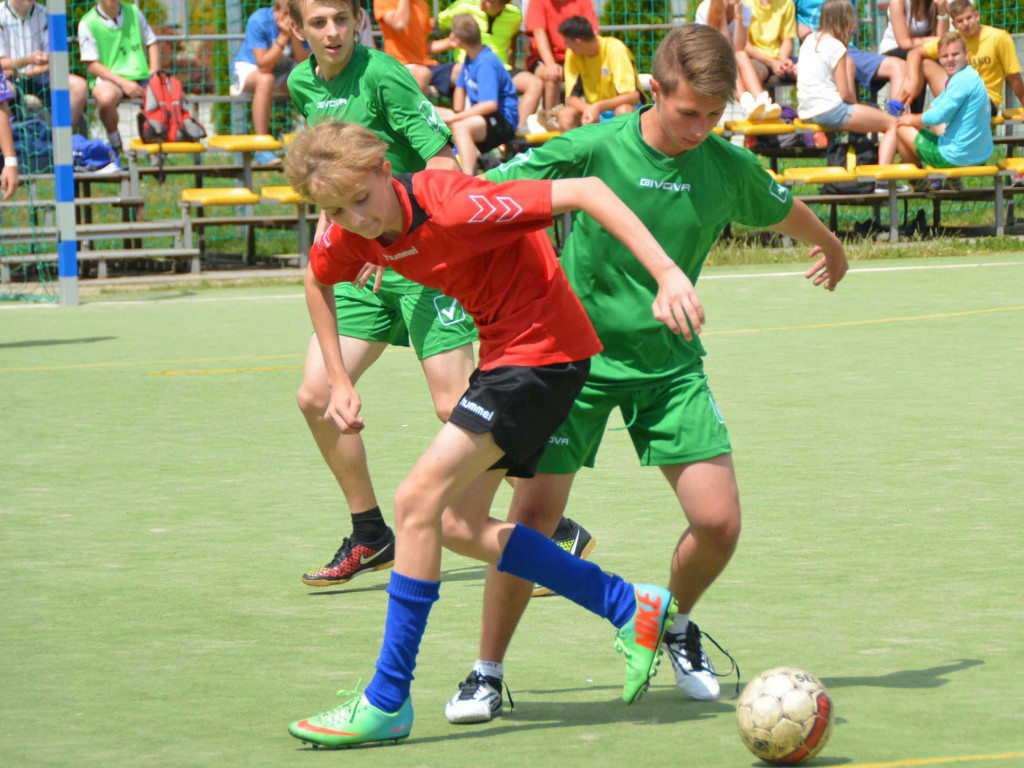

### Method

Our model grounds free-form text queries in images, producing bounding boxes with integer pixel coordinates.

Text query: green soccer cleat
[615,583,677,705]
[288,687,413,749]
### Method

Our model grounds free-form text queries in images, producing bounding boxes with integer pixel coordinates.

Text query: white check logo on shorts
[434,296,466,326]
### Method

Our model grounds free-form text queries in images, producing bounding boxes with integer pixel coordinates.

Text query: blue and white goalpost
[47,0,78,307]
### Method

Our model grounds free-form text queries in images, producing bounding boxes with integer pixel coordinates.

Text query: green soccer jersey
[288,45,453,294]
[486,106,793,383]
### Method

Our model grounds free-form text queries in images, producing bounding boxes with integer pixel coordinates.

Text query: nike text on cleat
[615,584,676,704]
[532,517,596,598]
[301,529,395,586]
[289,689,413,749]
[663,620,727,701]
[445,671,513,724]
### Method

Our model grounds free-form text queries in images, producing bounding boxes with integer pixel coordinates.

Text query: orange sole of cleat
[301,559,395,587]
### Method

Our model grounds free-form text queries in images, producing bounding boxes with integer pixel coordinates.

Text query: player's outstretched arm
[768,199,848,291]
[550,177,705,339]
[304,266,365,433]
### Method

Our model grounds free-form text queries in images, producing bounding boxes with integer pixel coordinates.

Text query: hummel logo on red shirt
[468,194,523,223]
[384,247,418,262]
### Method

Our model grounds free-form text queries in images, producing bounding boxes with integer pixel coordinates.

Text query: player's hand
[582,105,600,125]
[325,385,365,434]
[652,266,704,340]
[273,4,293,34]
[1,165,19,201]
[770,59,786,78]
[122,79,145,99]
[543,63,563,82]
[354,262,384,293]
[896,113,913,126]
[30,51,49,66]
[804,244,848,291]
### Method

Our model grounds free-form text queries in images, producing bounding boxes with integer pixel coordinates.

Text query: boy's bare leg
[393,423,509,580]
[92,81,124,134]
[440,472,577,662]
[243,69,276,135]
[420,344,475,421]
[514,71,543,129]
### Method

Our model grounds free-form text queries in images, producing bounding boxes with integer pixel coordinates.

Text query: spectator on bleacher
[795,0,906,103]
[896,0,1024,114]
[743,0,798,97]
[525,0,599,111]
[877,0,949,56]
[77,0,159,156]
[0,68,19,200]
[0,0,87,129]
[434,14,518,173]
[233,0,310,165]
[373,0,458,98]
[894,31,992,171]
[797,0,898,183]
[438,0,543,133]
[693,0,780,120]
[875,0,948,113]
[556,16,642,131]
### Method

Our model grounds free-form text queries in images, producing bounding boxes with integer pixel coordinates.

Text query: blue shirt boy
[922,65,994,166]
[455,45,519,128]
[235,7,283,66]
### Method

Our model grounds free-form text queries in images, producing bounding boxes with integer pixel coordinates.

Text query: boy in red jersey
[284,120,702,748]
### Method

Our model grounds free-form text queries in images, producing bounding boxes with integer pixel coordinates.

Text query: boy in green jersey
[442,23,849,724]
[286,0,475,588]
[77,0,160,154]
[286,0,596,590]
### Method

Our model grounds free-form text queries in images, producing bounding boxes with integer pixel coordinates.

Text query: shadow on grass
[294,689,734,751]
[305,564,490,597]
[0,335,117,348]
[822,658,983,690]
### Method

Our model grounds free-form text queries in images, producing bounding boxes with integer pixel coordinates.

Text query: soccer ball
[736,667,834,765]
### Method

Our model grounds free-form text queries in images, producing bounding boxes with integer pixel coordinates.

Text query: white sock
[107,131,122,148]
[474,660,503,680]
[669,612,691,634]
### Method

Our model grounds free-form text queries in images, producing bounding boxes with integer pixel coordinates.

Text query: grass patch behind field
[1,255,1023,768]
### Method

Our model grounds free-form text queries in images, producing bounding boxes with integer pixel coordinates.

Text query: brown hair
[285,121,387,202]
[938,29,967,53]
[818,0,858,44]
[451,14,482,46]
[651,24,736,102]
[947,0,976,17]
[288,0,363,27]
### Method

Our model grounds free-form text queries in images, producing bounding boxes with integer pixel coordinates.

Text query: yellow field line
[4,305,1023,374]
[149,365,303,376]
[0,353,300,373]
[845,751,1024,768]
[705,305,1024,336]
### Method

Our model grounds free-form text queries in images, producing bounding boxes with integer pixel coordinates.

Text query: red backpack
[137,72,206,144]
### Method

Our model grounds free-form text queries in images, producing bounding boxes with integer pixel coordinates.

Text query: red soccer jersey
[525,0,600,69]
[308,171,602,370]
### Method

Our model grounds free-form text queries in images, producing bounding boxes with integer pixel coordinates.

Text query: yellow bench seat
[997,157,1024,172]
[857,163,929,181]
[181,187,260,206]
[261,185,308,204]
[723,119,795,136]
[207,134,283,152]
[782,166,858,184]
[925,164,998,178]
[129,138,205,154]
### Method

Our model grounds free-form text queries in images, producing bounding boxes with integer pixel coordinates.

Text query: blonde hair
[818,0,858,44]
[288,0,362,27]
[451,14,482,46]
[938,30,967,53]
[285,121,387,201]
[651,24,736,102]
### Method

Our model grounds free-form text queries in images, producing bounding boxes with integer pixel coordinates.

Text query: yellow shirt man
[745,0,797,61]
[924,25,1021,106]
[564,35,640,104]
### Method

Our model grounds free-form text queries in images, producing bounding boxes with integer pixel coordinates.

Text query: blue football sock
[497,523,636,628]
[364,571,440,712]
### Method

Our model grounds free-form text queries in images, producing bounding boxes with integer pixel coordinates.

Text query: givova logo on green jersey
[316,98,348,110]
[418,100,445,133]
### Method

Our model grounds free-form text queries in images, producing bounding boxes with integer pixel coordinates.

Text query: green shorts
[537,366,733,474]
[334,282,478,360]
[914,129,955,169]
